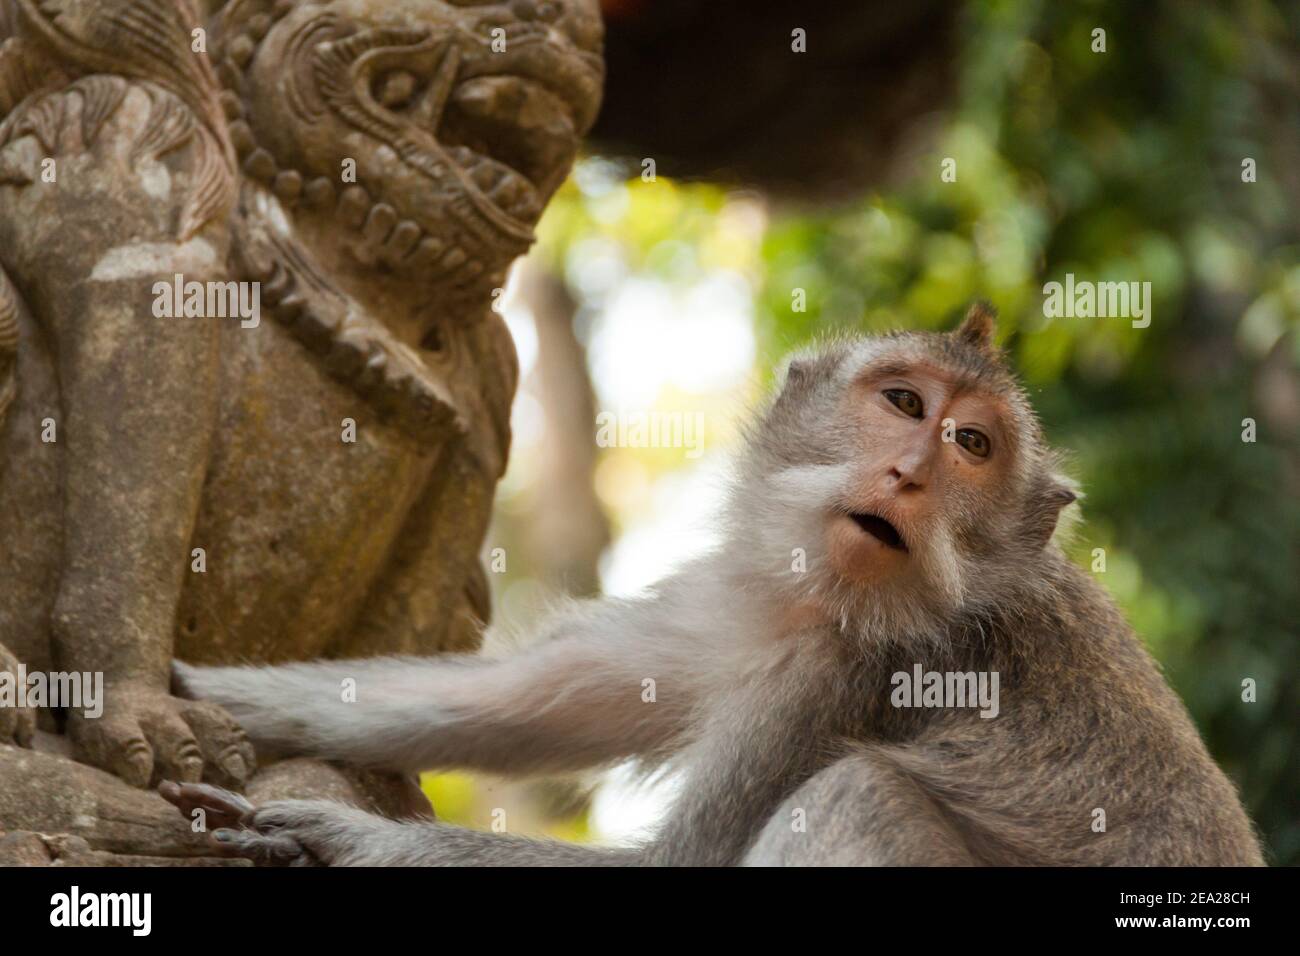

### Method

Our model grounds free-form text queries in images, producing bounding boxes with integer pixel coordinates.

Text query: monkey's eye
[956,428,991,458]
[884,389,924,419]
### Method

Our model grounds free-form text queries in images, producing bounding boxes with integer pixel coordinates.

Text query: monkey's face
[823,358,1019,601]
[739,318,1073,639]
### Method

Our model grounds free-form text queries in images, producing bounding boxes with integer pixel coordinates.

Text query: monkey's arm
[216,799,641,866]
[176,577,716,776]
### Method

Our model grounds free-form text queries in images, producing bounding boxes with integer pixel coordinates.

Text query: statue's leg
[0,80,252,790]
[0,264,63,709]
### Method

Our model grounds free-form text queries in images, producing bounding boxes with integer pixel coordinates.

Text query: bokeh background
[426,0,1300,863]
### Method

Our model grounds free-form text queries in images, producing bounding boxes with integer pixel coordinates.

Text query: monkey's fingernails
[210,828,244,856]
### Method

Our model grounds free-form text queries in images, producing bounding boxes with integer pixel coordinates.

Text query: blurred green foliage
[520,0,1299,861]
[755,0,1300,863]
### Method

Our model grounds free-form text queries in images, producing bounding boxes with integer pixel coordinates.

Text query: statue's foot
[0,739,238,863]
[0,739,428,866]
[67,688,256,790]
[0,642,35,748]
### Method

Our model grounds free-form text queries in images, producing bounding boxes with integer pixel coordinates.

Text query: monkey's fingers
[159,780,256,832]
[211,827,319,866]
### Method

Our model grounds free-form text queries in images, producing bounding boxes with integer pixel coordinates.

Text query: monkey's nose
[887,464,926,491]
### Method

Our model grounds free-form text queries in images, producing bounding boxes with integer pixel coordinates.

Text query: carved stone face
[220,0,603,285]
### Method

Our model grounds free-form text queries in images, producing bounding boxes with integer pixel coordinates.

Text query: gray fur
[176,314,1265,866]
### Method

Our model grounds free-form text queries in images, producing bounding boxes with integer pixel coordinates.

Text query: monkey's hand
[0,642,36,747]
[164,789,401,866]
[68,687,256,789]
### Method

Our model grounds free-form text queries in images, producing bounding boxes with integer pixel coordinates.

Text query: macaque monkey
[169,305,1264,866]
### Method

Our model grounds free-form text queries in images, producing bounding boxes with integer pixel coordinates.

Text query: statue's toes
[140,706,204,784]
[73,713,155,788]
[180,699,257,788]
[0,646,34,747]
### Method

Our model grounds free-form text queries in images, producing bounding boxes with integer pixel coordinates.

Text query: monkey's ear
[955,301,997,351]
[783,357,813,383]
[1025,478,1079,549]
[779,352,830,392]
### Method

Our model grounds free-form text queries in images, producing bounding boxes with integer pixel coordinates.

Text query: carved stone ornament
[0,0,602,864]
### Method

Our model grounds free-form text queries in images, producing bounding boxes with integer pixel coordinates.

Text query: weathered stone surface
[0,0,602,862]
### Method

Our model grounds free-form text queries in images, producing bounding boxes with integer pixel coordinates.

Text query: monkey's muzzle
[849,512,908,551]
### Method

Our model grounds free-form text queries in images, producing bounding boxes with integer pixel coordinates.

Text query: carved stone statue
[0,0,601,863]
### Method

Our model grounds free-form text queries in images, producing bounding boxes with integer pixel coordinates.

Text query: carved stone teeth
[449,260,485,289]
[357,349,389,392]
[294,308,336,353]
[440,248,467,271]
[227,120,254,156]
[228,35,256,68]
[511,190,541,222]
[304,176,335,208]
[471,162,503,192]
[325,333,369,379]
[409,236,446,268]
[386,220,422,260]
[337,185,371,228]
[491,173,525,209]
[362,203,398,245]
[295,297,341,334]
[218,90,243,121]
[243,147,277,183]
[273,169,303,204]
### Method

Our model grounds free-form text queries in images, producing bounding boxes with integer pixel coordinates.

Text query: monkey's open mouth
[849,513,907,551]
